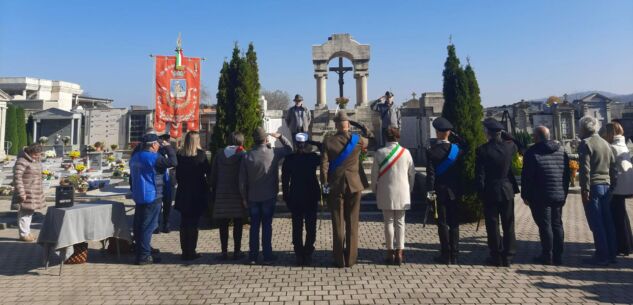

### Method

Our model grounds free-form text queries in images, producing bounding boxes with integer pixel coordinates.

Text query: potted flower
[75,163,86,174]
[110,144,118,151]
[335,97,350,109]
[38,136,49,145]
[69,150,81,160]
[569,159,579,187]
[44,150,57,160]
[41,170,55,180]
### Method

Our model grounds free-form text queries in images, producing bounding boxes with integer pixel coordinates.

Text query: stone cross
[329,57,353,98]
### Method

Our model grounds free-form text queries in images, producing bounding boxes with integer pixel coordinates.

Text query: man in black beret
[475,118,519,267]
[426,117,467,264]
[371,91,400,147]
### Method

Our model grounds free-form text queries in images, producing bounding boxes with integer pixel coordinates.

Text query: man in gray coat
[578,116,617,266]
[285,94,311,138]
[239,127,293,264]
[370,91,400,146]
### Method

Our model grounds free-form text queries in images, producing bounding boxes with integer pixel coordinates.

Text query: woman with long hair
[174,131,211,260]
[605,121,633,256]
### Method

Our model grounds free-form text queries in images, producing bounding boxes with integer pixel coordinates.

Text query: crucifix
[329,57,353,98]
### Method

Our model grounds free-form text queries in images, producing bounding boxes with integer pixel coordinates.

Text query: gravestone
[86,152,103,172]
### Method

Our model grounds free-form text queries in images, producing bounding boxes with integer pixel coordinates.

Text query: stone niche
[310,34,379,149]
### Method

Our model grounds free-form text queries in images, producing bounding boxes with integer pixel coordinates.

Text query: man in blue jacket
[129,133,177,265]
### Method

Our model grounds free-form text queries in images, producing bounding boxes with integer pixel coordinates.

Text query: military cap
[333,111,350,122]
[253,127,268,142]
[295,133,308,143]
[293,94,304,102]
[142,133,159,144]
[432,117,453,131]
[385,91,394,98]
[483,118,504,132]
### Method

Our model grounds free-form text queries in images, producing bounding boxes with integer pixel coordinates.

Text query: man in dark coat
[282,133,321,266]
[320,112,370,268]
[521,126,570,265]
[476,118,519,267]
[426,117,467,265]
[285,94,312,139]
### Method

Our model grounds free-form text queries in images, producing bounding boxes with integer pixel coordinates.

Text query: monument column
[0,102,6,157]
[315,72,327,109]
[354,71,368,107]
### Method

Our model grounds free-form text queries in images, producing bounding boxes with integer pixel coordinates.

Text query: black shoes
[161,224,170,234]
[136,255,161,265]
[501,257,511,267]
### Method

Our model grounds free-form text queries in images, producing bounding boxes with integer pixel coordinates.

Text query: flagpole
[149,54,156,131]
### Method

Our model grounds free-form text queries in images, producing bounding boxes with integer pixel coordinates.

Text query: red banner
[154,55,201,138]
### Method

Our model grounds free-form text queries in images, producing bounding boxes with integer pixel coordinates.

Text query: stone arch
[312,34,370,108]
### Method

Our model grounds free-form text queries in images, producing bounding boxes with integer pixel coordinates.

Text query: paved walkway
[0,194,632,305]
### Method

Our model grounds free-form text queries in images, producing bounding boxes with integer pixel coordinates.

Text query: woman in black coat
[175,131,211,260]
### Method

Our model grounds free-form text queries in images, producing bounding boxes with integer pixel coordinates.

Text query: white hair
[579,116,599,136]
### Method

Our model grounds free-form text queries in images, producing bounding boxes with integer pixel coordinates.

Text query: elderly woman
[13,144,45,242]
[578,116,617,265]
[604,121,633,256]
[210,132,247,260]
[370,127,415,265]
[174,131,211,261]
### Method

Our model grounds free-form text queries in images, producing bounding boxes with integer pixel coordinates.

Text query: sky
[1,0,632,108]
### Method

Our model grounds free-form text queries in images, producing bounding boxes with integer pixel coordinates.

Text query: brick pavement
[0,193,632,305]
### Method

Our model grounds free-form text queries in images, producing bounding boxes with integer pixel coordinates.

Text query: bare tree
[261,89,290,110]
[200,84,212,105]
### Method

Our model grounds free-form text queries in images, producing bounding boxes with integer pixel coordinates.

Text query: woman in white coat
[371,127,416,265]
[605,122,633,255]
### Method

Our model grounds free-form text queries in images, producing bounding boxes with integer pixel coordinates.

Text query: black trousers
[290,202,318,257]
[529,202,564,261]
[161,194,172,227]
[437,197,460,258]
[179,215,200,256]
[611,195,633,255]
[217,218,244,253]
[484,199,516,260]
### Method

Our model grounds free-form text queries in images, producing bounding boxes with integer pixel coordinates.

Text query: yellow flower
[69,151,81,158]
[75,164,86,172]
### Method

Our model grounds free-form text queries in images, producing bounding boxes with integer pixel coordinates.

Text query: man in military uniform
[476,118,519,267]
[426,117,467,265]
[370,91,400,146]
[321,111,369,268]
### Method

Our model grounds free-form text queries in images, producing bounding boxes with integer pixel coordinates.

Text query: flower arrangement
[511,153,523,176]
[75,163,86,173]
[107,155,116,162]
[569,159,579,187]
[360,147,368,162]
[335,97,349,109]
[44,150,57,158]
[41,170,55,180]
[69,150,81,159]
[62,136,71,146]
[86,145,96,152]
[110,144,118,151]
[63,174,89,193]
[0,185,14,196]
[38,136,49,144]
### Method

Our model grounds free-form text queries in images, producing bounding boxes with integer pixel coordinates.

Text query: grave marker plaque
[86,152,103,172]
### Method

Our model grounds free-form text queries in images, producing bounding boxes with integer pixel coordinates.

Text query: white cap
[295,133,308,143]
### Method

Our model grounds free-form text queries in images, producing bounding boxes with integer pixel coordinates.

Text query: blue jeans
[583,184,617,263]
[248,198,276,261]
[134,199,161,261]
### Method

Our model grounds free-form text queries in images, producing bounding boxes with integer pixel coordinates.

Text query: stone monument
[310,34,378,148]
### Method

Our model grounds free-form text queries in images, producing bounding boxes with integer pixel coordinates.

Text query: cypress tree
[440,44,485,221]
[5,105,18,155]
[15,107,27,152]
[236,43,262,148]
[211,61,231,152]
[26,115,34,145]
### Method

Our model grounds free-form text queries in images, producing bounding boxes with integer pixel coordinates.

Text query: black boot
[449,228,459,265]
[180,228,189,260]
[188,228,201,260]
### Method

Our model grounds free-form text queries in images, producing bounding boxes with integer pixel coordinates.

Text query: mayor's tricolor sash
[378,144,406,179]
[329,134,360,173]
